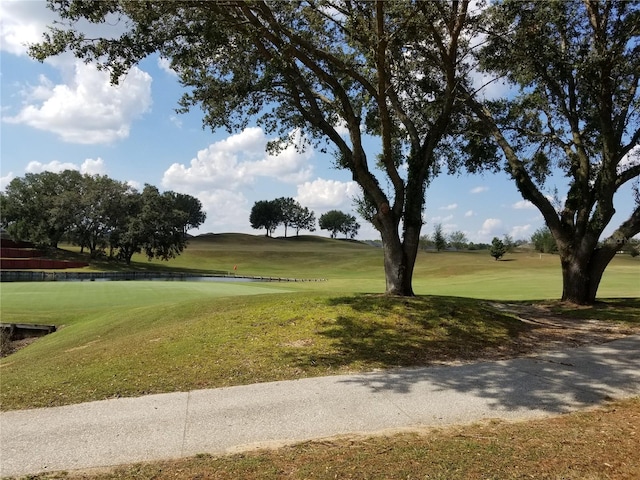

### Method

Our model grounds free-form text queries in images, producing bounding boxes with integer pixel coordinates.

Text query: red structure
[0,239,89,270]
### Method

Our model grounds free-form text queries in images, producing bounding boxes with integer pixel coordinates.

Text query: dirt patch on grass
[485,301,640,360]
[64,340,100,353]
[0,337,40,358]
[281,339,314,348]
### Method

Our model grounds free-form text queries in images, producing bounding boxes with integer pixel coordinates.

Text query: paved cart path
[1,335,639,478]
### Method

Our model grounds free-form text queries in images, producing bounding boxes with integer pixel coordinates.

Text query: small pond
[0,271,321,283]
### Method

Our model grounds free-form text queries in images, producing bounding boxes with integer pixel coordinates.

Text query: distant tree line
[420,224,528,253]
[250,198,360,239]
[419,226,504,252]
[0,170,205,263]
[250,197,316,237]
[418,224,638,259]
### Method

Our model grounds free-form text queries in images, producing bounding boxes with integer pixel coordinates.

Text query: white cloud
[163,153,248,191]
[26,160,77,174]
[468,37,513,99]
[5,61,152,144]
[464,210,475,217]
[1,1,128,58]
[512,199,536,210]
[25,157,107,176]
[470,186,489,194]
[80,158,106,175]
[333,118,350,137]
[0,0,56,56]
[618,145,639,174]
[247,137,314,183]
[169,115,183,129]
[194,190,250,235]
[296,178,360,210]
[1,172,15,191]
[127,180,142,191]
[470,71,513,100]
[157,57,178,77]
[439,203,458,211]
[431,214,454,223]
[510,225,532,240]
[162,127,314,191]
[479,218,503,237]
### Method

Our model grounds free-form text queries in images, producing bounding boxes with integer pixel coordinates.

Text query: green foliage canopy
[433,223,447,252]
[319,210,360,239]
[1,171,205,262]
[531,226,558,254]
[1,170,83,248]
[490,237,507,260]
[249,200,283,237]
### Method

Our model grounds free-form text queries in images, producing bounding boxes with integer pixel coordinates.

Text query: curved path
[1,335,639,478]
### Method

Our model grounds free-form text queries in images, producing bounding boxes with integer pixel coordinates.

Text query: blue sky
[1,1,636,242]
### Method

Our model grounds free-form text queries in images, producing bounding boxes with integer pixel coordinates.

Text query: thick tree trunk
[560,246,617,305]
[377,209,419,296]
[381,238,415,295]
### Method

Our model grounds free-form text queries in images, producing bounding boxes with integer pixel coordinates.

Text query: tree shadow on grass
[338,335,640,414]
[284,294,532,372]
[285,294,640,413]
[549,298,640,323]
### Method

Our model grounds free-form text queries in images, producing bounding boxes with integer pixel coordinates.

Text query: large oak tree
[460,0,639,304]
[31,0,478,295]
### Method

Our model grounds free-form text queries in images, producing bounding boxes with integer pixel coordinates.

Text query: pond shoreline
[0,271,326,283]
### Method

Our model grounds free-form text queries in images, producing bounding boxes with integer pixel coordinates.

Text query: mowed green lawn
[1,234,638,411]
[1,280,292,324]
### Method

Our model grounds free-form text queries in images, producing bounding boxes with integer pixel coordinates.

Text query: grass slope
[1,234,638,411]
[1,293,531,410]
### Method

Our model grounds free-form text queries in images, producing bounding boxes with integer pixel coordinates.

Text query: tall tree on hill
[275,197,316,237]
[531,226,558,254]
[1,170,202,263]
[111,189,144,264]
[112,185,198,264]
[291,205,316,236]
[448,231,468,250]
[490,237,507,261]
[319,210,360,239]
[275,197,298,238]
[140,187,190,261]
[30,1,479,296]
[459,0,640,304]
[73,174,130,258]
[250,200,283,237]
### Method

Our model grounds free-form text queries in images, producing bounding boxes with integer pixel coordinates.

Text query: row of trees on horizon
[0,170,206,264]
[249,198,361,239]
[418,224,639,257]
